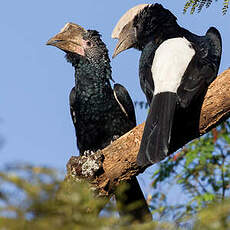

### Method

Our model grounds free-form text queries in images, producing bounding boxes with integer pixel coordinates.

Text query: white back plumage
[152,37,195,95]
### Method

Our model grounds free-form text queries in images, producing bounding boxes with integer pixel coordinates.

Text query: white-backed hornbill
[47,23,152,221]
[112,4,222,167]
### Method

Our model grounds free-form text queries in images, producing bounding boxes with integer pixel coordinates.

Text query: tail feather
[137,92,177,167]
[116,177,152,222]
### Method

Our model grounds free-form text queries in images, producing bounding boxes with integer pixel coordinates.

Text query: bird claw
[110,135,119,144]
[83,150,95,157]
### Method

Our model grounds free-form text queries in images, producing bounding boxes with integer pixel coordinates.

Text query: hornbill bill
[112,3,222,167]
[47,23,152,221]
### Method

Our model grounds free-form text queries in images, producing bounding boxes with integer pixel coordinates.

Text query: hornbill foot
[111,135,120,144]
[83,150,95,157]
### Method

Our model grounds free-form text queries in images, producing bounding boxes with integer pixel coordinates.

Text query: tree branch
[67,68,230,197]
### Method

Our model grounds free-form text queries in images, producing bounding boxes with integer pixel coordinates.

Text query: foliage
[150,121,230,228]
[194,200,230,229]
[0,164,172,230]
[183,0,229,14]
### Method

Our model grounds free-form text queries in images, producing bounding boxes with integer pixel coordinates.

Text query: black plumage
[47,23,151,221]
[112,4,222,167]
[66,30,136,154]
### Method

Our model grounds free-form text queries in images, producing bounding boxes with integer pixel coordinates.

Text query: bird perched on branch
[112,3,222,167]
[47,23,151,221]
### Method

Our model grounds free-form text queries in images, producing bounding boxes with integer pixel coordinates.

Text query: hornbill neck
[141,23,184,50]
[66,52,112,84]
[179,27,203,42]
[141,24,203,51]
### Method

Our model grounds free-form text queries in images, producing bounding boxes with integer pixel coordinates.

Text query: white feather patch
[113,90,128,117]
[151,37,195,95]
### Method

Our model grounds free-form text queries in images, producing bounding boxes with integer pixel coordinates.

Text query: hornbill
[47,23,152,221]
[112,3,222,167]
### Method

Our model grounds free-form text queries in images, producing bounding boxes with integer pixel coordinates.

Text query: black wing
[69,86,89,154]
[69,87,77,126]
[139,41,156,105]
[69,87,83,153]
[113,83,136,126]
[177,27,222,108]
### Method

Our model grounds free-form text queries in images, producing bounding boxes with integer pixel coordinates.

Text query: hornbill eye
[86,41,92,47]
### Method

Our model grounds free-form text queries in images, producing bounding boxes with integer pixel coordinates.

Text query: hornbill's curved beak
[46,23,87,56]
[112,4,150,58]
[112,21,137,58]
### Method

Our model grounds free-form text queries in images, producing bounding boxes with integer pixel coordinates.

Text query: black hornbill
[112,3,222,167]
[47,23,152,221]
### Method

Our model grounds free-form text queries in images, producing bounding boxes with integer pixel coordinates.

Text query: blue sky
[0,0,229,198]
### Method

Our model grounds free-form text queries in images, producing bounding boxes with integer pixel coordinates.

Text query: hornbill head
[47,23,110,66]
[47,23,87,56]
[112,3,177,58]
